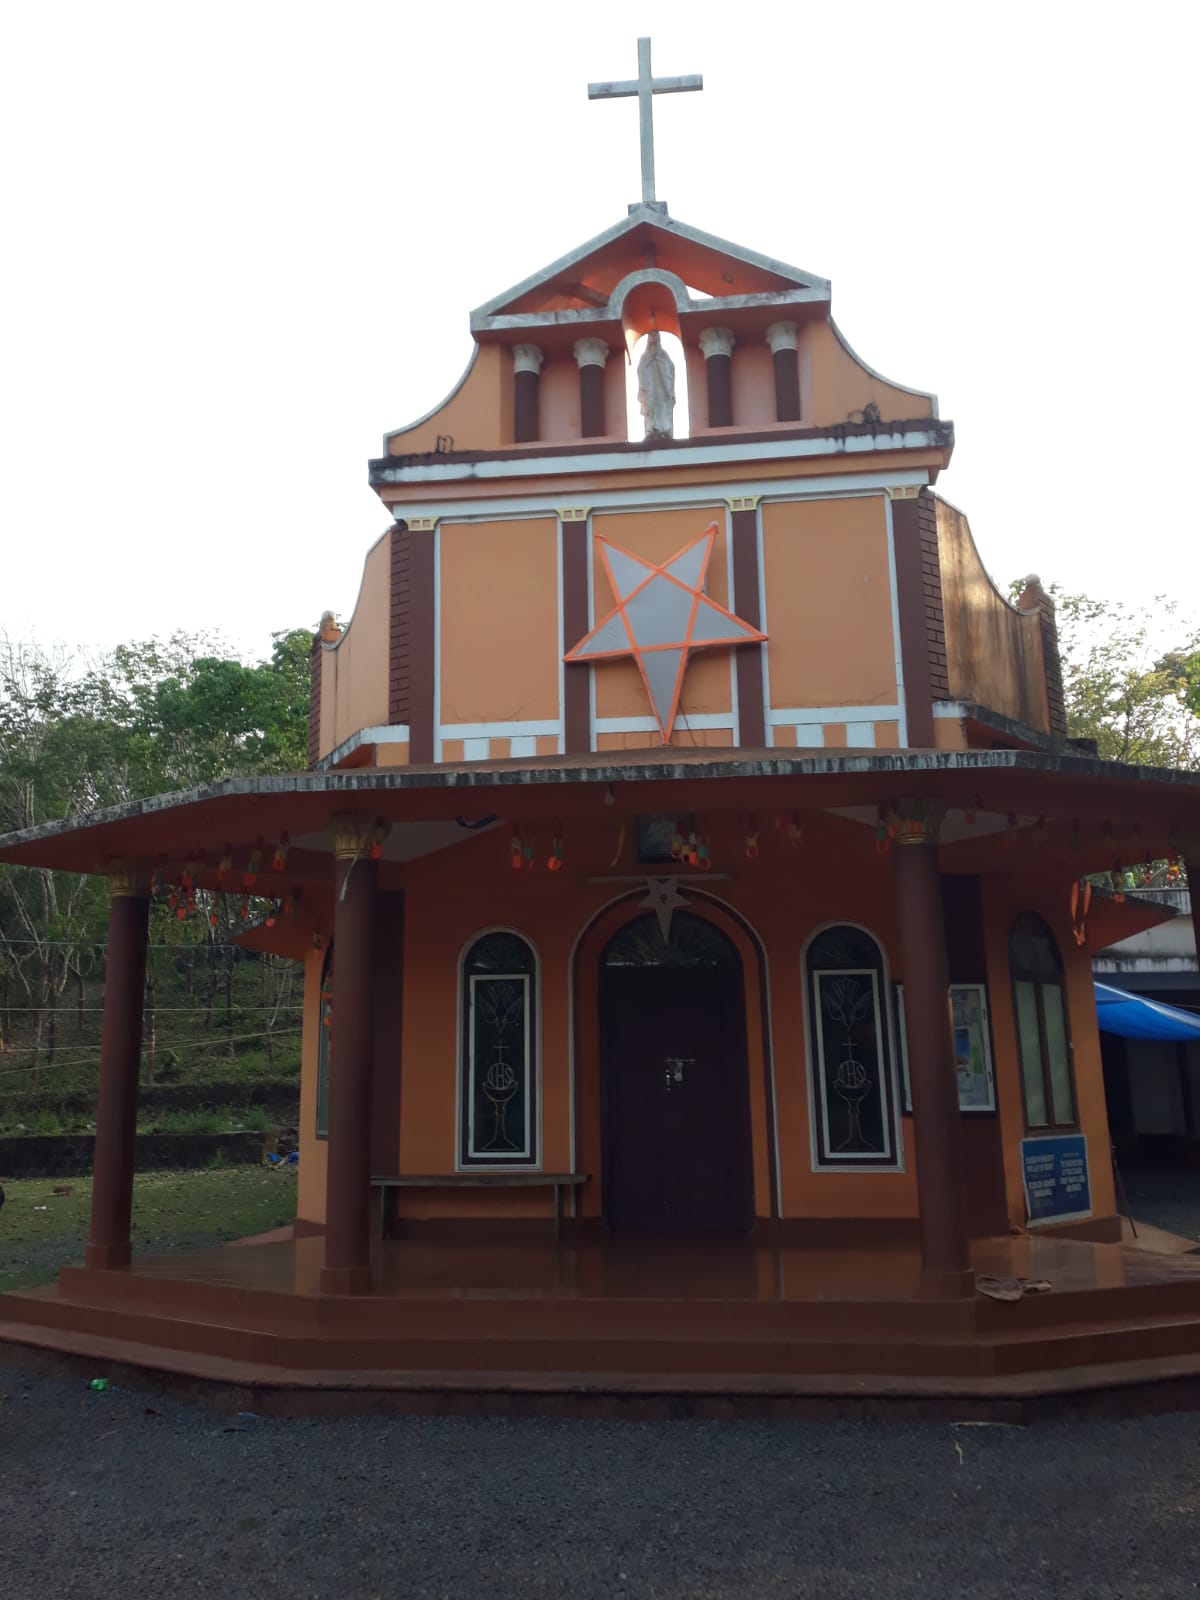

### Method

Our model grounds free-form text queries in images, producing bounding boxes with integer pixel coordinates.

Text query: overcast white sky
[3,0,1197,664]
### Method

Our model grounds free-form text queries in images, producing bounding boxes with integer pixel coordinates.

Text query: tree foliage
[1040,589,1200,768]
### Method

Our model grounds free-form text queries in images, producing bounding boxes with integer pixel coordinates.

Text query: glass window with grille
[460,931,538,1167]
[806,924,902,1169]
[1009,912,1076,1129]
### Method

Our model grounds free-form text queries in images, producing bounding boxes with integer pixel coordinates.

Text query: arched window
[316,944,333,1139]
[806,925,901,1169]
[1010,913,1075,1129]
[460,931,538,1168]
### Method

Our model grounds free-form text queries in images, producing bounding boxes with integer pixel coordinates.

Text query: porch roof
[0,746,1197,891]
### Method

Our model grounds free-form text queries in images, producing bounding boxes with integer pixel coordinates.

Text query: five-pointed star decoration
[640,876,689,942]
[563,525,766,743]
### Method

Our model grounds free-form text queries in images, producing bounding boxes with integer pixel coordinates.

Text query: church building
[4,42,1200,1410]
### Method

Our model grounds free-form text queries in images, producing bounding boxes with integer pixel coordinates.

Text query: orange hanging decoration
[788,812,804,849]
[272,832,291,872]
[547,821,564,872]
[511,830,523,870]
[1070,879,1092,947]
[610,821,626,868]
[242,838,263,891]
[1110,858,1126,905]
[370,820,387,861]
[745,815,760,859]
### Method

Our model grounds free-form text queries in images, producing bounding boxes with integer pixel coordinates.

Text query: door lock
[664,1056,695,1089]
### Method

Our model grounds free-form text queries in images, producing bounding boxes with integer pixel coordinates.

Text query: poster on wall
[893,984,996,1114]
[1021,1135,1092,1226]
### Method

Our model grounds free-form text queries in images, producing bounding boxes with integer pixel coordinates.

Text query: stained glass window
[461,932,538,1167]
[1010,912,1076,1129]
[806,925,900,1168]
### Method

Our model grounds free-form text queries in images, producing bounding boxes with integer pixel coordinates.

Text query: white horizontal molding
[595,714,734,734]
[380,433,948,487]
[439,719,562,741]
[769,706,900,726]
[392,469,930,527]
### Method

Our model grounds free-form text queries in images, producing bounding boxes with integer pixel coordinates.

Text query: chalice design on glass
[477,982,524,1153]
[822,977,878,1153]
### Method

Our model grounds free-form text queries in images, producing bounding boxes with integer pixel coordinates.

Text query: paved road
[3,1366,1199,1599]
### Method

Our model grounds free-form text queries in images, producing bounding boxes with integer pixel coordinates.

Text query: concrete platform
[5,1231,1200,1419]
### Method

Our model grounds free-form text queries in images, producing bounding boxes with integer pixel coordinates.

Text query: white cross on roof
[588,37,703,209]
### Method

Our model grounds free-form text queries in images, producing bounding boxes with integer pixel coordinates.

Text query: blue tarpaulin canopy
[1094,982,1200,1042]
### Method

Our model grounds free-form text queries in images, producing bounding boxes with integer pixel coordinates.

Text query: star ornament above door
[564,524,766,743]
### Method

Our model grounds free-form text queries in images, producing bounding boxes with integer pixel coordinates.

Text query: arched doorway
[599,910,753,1233]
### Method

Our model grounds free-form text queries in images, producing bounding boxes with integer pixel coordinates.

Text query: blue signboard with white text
[1021,1135,1092,1226]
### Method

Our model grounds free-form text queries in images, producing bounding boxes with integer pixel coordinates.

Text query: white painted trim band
[768,706,900,726]
[439,719,562,741]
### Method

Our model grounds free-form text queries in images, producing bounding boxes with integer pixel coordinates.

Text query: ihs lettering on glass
[822,977,878,1153]
[476,982,524,1153]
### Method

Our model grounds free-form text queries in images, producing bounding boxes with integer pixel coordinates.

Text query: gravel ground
[3,1366,1200,1599]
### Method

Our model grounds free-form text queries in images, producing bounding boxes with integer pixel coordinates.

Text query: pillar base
[320,1263,372,1295]
[85,1241,132,1270]
[918,1266,977,1300]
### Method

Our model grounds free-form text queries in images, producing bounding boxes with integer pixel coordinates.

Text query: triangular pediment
[472,206,830,323]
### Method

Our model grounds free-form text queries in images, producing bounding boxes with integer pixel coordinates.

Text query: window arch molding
[456,927,542,1170]
[800,920,904,1172]
[1009,911,1076,1131]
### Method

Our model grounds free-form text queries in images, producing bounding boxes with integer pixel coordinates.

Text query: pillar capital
[698,326,735,361]
[765,320,799,355]
[573,337,610,370]
[331,815,388,862]
[887,798,946,847]
[105,861,149,898]
[512,342,545,376]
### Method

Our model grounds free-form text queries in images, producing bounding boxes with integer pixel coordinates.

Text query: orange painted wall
[936,498,1052,732]
[762,497,897,709]
[590,505,734,727]
[385,344,512,456]
[438,518,560,725]
[803,320,935,428]
[317,533,391,758]
[981,875,1117,1230]
[731,344,777,429]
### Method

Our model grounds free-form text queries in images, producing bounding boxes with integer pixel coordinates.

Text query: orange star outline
[563,524,767,744]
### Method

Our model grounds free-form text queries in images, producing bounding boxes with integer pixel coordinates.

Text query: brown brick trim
[890,494,938,747]
[730,507,766,748]
[407,527,437,764]
[308,633,322,769]
[562,518,591,755]
[388,521,411,726]
[917,490,949,701]
[1038,592,1068,740]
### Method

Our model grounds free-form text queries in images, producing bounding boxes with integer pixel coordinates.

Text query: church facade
[4,48,1200,1405]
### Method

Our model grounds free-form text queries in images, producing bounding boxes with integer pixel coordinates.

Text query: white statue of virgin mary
[637,330,675,440]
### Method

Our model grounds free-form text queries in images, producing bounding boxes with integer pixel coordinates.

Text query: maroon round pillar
[513,343,543,443]
[892,811,973,1294]
[86,870,150,1270]
[321,820,383,1294]
[766,321,801,422]
[574,338,609,438]
[699,327,735,427]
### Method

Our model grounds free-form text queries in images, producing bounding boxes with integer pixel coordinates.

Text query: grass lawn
[0,1167,299,1295]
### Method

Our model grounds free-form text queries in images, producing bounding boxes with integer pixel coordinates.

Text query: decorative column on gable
[699,326,735,427]
[513,343,544,443]
[765,321,801,422]
[574,338,611,437]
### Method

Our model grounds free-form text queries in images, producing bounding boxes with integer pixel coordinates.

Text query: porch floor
[5,1230,1200,1417]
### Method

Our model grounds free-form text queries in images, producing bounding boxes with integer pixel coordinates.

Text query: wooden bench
[371,1173,589,1237]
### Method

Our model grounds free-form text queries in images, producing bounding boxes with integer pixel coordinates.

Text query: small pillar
[765,321,801,423]
[321,816,386,1294]
[86,865,151,1270]
[512,343,544,443]
[699,326,735,427]
[574,338,610,438]
[891,802,973,1294]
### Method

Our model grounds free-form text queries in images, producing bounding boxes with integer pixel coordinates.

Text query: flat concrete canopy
[1,747,1198,889]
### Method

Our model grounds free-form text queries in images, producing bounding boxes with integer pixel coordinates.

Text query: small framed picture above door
[893,983,996,1114]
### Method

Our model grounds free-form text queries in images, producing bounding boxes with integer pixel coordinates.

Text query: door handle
[664,1057,695,1090]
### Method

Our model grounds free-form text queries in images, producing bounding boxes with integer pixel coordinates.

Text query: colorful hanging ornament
[370,820,387,861]
[745,815,760,859]
[547,822,564,872]
[523,831,535,870]
[271,832,290,872]
[1110,859,1126,904]
[1070,878,1092,948]
[697,836,712,872]
[788,812,804,849]
[511,830,524,871]
[242,839,263,891]
[670,819,685,860]
[215,845,233,891]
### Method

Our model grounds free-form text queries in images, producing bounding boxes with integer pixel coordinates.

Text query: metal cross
[588,37,703,207]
